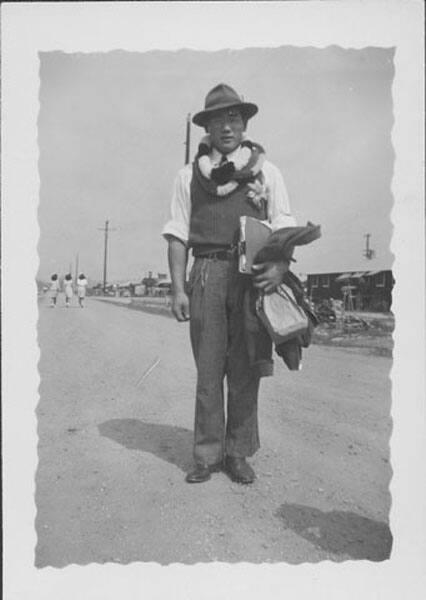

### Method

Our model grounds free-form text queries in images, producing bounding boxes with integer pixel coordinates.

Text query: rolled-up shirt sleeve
[263,161,297,230]
[162,165,192,244]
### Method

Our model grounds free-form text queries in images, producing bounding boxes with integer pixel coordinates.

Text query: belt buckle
[204,246,236,260]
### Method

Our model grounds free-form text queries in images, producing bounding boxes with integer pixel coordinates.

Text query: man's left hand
[252,261,289,294]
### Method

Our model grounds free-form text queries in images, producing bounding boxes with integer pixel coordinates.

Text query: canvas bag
[256,283,309,345]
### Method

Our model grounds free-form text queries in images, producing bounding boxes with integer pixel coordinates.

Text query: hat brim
[192,101,258,127]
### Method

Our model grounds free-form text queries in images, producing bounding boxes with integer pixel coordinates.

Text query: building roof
[309,268,391,278]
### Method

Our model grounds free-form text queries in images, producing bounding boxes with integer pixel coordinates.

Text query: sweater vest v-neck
[188,161,267,254]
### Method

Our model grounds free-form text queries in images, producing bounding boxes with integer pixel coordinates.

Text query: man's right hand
[171,291,190,322]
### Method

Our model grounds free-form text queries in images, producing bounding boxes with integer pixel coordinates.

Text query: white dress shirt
[162,145,296,244]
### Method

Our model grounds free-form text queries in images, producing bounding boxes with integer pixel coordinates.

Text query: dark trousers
[189,257,260,465]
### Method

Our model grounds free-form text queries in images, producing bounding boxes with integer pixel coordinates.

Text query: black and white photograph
[2,2,425,599]
[35,44,395,567]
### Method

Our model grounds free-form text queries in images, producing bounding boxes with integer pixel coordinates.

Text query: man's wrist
[172,283,186,295]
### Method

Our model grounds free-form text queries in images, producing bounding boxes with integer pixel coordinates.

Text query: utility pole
[184,113,191,165]
[363,233,375,260]
[98,219,116,293]
[74,252,79,283]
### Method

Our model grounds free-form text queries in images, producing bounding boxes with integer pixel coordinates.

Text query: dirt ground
[36,295,393,567]
[96,295,395,357]
[312,314,394,357]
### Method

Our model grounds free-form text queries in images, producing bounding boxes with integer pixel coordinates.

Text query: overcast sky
[37,46,394,283]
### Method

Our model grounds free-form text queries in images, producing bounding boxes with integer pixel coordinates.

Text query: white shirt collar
[210,145,242,166]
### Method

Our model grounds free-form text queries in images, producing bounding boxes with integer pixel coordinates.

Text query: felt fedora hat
[192,83,258,127]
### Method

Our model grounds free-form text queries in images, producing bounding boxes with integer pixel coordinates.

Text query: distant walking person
[49,274,60,308]
[77,274,88,308]
[63,274,74,308]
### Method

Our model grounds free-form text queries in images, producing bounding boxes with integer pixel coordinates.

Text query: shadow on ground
[276,503,392,561]
[98,419,193,472]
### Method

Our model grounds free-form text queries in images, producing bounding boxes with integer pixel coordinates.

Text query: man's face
[206,107,245,155]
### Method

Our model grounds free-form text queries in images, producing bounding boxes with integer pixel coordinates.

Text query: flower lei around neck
[195,134,268,208]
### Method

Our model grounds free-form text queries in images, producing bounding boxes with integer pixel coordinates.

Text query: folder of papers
[238,216,272,274]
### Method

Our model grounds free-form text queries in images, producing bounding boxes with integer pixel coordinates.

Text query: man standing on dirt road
[163,83,296,484]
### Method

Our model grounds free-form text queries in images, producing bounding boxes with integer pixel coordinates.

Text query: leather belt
[194,246,238,260]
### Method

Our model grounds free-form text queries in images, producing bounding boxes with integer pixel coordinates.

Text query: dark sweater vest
[188,161,267,254]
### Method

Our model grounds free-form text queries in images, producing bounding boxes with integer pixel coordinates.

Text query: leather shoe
[185,462,222,483]
[224,456,255,484]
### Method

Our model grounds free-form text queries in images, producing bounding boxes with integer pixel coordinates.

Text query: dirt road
[36,296,392,566]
